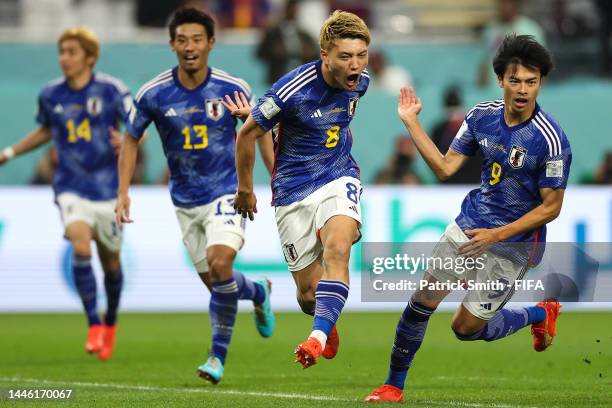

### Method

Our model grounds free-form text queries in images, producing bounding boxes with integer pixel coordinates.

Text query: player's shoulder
[39,77,65,99]
[94,72,130,96]
[209,67,252,95]
[357,68,370,94]
[272,60,319,103]
[466,99,504,121]
[134,68,174,103]
[531,107,569,156]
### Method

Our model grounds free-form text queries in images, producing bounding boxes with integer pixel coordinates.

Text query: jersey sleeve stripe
[96,73,130,94]
[280,74,317,102]
[135,73,172,102]
[211,69,252,93]
[211,73,252,95]
[278,70,317,100]
[536,113,562,155]
[276,65,316,96]
[532,116,556,156]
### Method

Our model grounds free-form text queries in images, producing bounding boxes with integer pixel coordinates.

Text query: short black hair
[492,34,553,78]
[168,7,215,41]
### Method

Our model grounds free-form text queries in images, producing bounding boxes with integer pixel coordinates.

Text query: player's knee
[297,295,315,315]
[72,240,91,258]
[323,240,351,266]
[100,254,121,273]
[451,320,481,341]
[207,256,233,281]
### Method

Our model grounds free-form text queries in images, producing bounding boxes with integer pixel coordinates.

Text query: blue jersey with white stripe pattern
[251,60,369,206]
[36,72,133,201]
[450,100,571,264]
[126,66,253,208]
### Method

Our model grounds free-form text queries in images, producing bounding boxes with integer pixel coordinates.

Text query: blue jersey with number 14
[126,66,252,209]
[36,73,132,200]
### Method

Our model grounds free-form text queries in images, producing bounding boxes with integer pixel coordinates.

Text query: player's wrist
[2,146,15,161]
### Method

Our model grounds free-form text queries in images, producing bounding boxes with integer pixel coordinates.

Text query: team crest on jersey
[348,96,359,117]
[205,98,225,121]
[509,145,527,168]
[86,96,103,116]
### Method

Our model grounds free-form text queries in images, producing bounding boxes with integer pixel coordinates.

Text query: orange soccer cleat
[365,384,404,403]
[294,337,323,368]
[322,325,339,359]
[85,324,104,354]
[531,299,562,352]
[97,325,117,360]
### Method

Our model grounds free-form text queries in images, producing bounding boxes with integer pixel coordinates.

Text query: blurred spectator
[430,87,481,185]
[256,0,318,85]
[477,0,546,87]
[30,146,58,185]
[593,151,612,184]
[216,0,270,29]
[373,136,422,185]
[369,50,412,94]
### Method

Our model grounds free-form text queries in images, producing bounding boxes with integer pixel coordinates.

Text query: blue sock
[73,255,100,326]
[209,278,239,364]
[385,300,435,390]
[454,307,541,342]
[311,280,349,337]
[103,269,123,326]
[233,271,265,305]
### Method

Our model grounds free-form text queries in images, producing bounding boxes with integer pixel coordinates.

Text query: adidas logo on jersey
[479,138,489,147]
[164,108,177,117]
[349,205,359,214]
[310,109,322,118]
[224,219,235,226]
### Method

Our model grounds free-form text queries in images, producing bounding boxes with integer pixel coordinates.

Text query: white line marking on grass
[0,377,551,407]
[0,377,349,402]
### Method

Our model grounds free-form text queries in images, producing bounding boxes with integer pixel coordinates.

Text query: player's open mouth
[514,97,528,107]
[184,55,198,63]
[346,74,359,87]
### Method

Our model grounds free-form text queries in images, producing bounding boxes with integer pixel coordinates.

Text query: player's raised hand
[0,153,8,166]
[115,193,133,226]
[234,190,257,221]
[397,87,422,124]
[222,91,251,120]
[457,228,501,259]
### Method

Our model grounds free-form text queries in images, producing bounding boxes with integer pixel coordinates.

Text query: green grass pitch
[0,312,610,407]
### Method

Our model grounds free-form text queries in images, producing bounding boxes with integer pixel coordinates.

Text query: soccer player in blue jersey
[115,7,275,384]
[366,34,571,402]
[0,27,132,360]
[233,10,371,368]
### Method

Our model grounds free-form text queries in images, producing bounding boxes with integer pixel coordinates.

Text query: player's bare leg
[96,242,123,360]
[294,215,357,368]
[66,221,103,354]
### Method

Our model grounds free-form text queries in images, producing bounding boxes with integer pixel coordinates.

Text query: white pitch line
[0,377,547,408]
[0,377,349,402]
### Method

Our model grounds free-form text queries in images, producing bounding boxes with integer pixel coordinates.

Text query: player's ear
[208,35,216,49]
[320,48,328,63]
[497,75,504,89]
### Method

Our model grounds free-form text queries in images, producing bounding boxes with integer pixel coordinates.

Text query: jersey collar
[172,66,212,93]
[500,101,541,132]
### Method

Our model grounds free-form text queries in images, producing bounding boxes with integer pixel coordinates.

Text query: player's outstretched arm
[257,132,275,176]
[398,87,467,181]
[0,127,52,166]
[234,115,268,220]
[115,134,139,225]
[459,188,565,258]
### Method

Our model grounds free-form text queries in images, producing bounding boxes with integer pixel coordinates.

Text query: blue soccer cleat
[197,355,224,385]
[254,278,275,338]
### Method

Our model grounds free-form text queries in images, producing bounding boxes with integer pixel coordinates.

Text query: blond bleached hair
[319,10,371,51]
[58,26,100,63]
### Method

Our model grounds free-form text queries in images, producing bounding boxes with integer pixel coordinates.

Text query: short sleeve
[35,93,52,127]
[538,133,572,189]
[251,88,288,132]
[125,93,153,140]
[449,119,478,156]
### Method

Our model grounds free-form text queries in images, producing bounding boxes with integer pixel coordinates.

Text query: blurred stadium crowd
[0,0,610,186]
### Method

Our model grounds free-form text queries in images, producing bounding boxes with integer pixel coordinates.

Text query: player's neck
[177,66,209,90]
[321,64,342,90]
[66,69,93,90]
[504,103,535,127]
